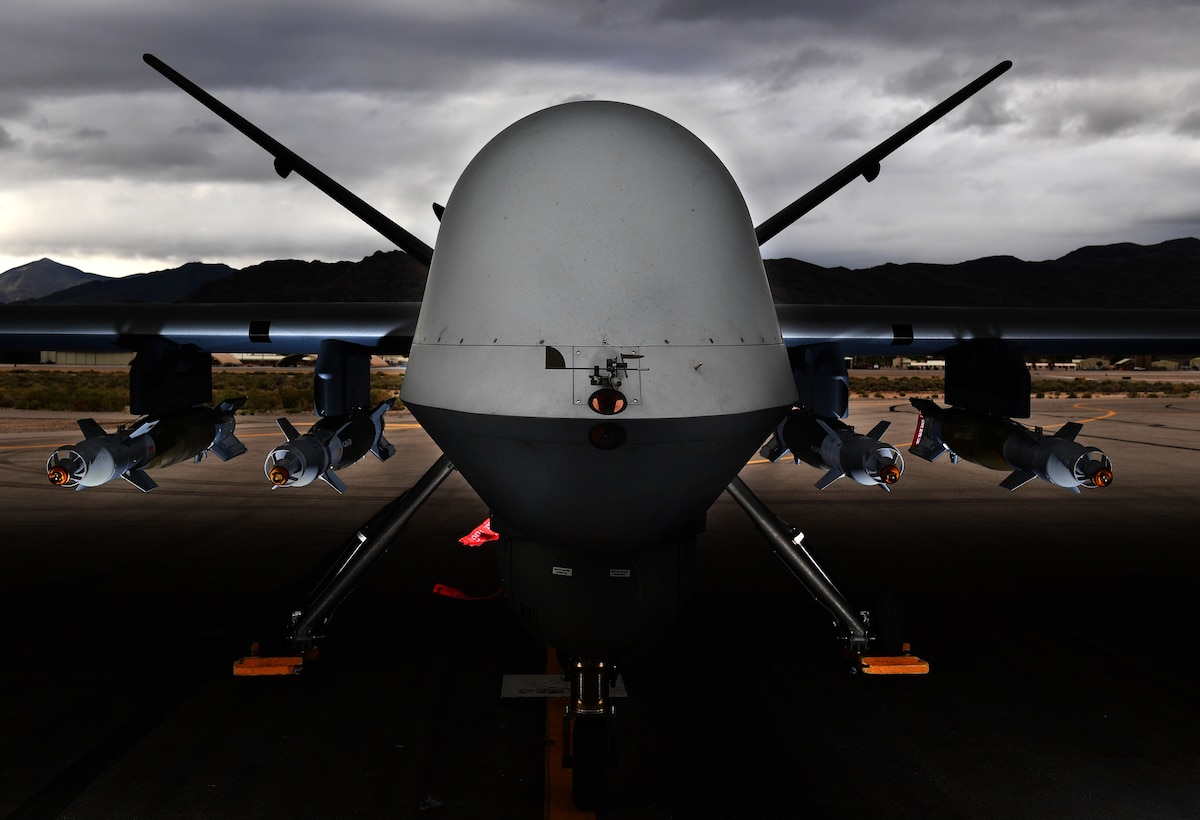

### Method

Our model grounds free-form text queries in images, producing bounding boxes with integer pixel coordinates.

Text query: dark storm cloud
[0,2,765,185]
[651,0,1198,82]
[1076,99,1148,138]
[1024,87,1180,142]
[176,121,228,137]
[29,117,109,141]
[883,56,1018,101]
[950,94,1018,131]
[0,3,516,97]
[3,1,1186,138]
[1177,110,1200,136]
[651,0,884,25]
[1135,208,1200,240]
[0,1,722,106]
[751,46,863,94]
[29,136,218,179]
[0,94,32,119]
[2,0,1197,276]
[5,0,1193,103]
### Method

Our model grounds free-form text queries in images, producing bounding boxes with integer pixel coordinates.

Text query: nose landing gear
[562,657,619,810]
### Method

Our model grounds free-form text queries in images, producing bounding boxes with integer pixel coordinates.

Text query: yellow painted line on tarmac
[1042,403,1118,431]
[544,650,595,820]
[1070,403,1118,423]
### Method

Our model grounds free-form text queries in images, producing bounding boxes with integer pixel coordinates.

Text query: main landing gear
[725,476,929,675]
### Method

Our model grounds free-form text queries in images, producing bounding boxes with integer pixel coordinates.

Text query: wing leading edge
[776,304,1200,357]
[0,302,421,355]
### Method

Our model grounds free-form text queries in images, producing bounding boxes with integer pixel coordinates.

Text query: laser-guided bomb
[264,399,396,493]
[909,397,1113,492]
[46,397,248,492]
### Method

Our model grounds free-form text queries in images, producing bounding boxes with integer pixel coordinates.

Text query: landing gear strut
[562,657,619,810]
[288,454,456,649]
[725,475,928,674]
[234,455,455,675]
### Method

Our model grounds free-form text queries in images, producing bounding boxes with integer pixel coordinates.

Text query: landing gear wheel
[571,716,608,810]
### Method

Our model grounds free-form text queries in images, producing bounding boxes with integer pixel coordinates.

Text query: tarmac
[1,397,1198,819]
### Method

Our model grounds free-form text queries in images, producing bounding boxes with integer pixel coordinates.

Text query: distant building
[34,350,397,369]
[40,350,136,366]
[892,357,944,370]
[40,350,245,367]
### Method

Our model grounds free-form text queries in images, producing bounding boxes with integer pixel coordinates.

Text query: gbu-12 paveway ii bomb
[909,398,1113,492]
[46,397,248,492]
[761,413,904,491]
[264,399,396,493]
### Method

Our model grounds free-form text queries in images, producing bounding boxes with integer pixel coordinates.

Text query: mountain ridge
[0,259,105,303]
[2,237,1197,309]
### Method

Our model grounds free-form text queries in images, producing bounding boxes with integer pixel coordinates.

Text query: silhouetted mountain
[180,250,427,303]
[180,238,1200,308]
[764,237,1200,309]
[30,262,235,304]
[0,259,104,303]
[7,238,1198,307]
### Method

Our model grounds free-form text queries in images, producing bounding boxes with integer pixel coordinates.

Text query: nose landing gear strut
[561,657,619,810]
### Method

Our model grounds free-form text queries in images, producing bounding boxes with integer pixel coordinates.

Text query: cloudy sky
[1,0,1198,278]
